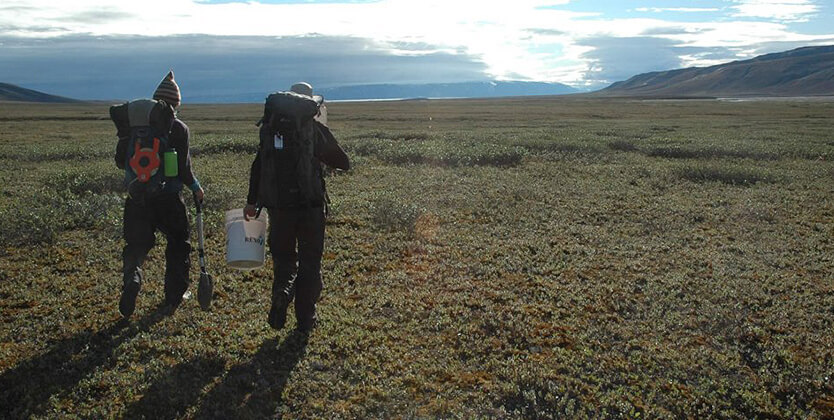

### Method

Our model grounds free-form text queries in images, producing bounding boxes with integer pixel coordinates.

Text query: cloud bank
[0,0,832,99]
[0,35,490,101]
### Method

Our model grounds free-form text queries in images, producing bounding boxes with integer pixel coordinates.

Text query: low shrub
[395,131,433,141]
[650,125,678,133]
[368,194,421,234]
[193,137,258,156]
[607,141,639,152]
[347,139,523,167]
[0,145,110,162]
[512,139,601,157]
[348,139,395,157]
[345,130,433,141]
[649,147,707,159]
[48,167,124,195]
[4,164,125,246]
[649,147,779,161]
[199,180,242,212]
[60,193,123,229]
[0,190,122,247]
[676,165,774,186]
[595,129,618,137]
[383,146,427,165]
[0,203,61,246]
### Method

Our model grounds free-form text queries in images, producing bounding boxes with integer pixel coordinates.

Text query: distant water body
[327,97,462,103]
[717,96,834,102]
[639,96,834,103]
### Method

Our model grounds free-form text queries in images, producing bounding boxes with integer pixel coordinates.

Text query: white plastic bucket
[225,208,268,270]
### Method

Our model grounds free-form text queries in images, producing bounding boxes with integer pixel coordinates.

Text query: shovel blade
[198,272,213,311]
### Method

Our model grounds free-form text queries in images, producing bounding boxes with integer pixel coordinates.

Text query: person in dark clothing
[245,82,349,333]
[114,71,205,318]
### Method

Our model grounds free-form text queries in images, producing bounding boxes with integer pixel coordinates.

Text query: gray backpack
[110,99,176,202]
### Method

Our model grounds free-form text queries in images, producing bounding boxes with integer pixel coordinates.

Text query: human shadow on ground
[0,309,168,419]
[194,331,310,418]
[122,356,225,420]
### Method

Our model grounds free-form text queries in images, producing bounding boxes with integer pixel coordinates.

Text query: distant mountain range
[5,45,834,102]
[0,82,80,103]
[317,81,579,100]
[0,81,577,103]
[186,81,579,102]
[597,45,834,98]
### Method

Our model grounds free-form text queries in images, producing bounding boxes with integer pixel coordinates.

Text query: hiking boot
[118,280,141,319]
[159,301,180,317]
[296,317,317,334]
[268,293,291,330]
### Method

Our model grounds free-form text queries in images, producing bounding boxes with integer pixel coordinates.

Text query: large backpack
[256,91,325,208]
[110,99,176,203]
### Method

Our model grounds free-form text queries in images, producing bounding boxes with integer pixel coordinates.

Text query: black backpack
[256,91,325,208]
[110,99,175,203]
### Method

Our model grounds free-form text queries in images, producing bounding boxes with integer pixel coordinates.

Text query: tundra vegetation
[0,97,832,418]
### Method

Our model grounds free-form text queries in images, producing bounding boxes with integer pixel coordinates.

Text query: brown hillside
[0,83,79,103]
[599,45,834,97]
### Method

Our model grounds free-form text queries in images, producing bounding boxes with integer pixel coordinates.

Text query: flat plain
[0,96,832,418]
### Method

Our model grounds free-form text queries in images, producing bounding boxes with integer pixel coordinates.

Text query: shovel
[195,195,213,311]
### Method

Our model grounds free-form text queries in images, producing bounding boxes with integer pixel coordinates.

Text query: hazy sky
[1,0,832,101]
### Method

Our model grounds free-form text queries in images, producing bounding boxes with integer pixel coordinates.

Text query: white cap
[290,82,313,97]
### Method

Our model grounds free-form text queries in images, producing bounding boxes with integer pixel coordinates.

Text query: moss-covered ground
[1,97,833,418]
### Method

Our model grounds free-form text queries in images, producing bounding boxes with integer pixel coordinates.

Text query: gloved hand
[244,203,257,221]
[193,187,205,204]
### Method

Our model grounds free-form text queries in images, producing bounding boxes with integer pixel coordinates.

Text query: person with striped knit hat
[113,70,205,318]
[153,70,182,108]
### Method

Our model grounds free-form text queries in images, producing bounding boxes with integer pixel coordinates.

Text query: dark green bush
[649,147,779,161]
[607,141,639,152]
[346,130,433,141]
[0,203,60,246]
[199,179,242,212]
[48,168,124,195]
[368,194,421,234]
[0,145,110,162]
[193,137,257,156]
[650,147,706,159]
[0,190,122,246]
[512,139,601,157]
[676,165,774,186]
[349,139,394,157]
[347,138,523,167]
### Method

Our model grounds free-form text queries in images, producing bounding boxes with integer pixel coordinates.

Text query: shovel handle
[194,194,207,270]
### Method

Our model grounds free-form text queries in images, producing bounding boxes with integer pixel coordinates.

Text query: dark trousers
[267,206,325,327]
[122,193,192,306]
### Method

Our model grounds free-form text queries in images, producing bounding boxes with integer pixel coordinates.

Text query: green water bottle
[164,150,178,177]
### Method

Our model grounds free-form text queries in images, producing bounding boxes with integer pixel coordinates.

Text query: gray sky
[1,0,832,101]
